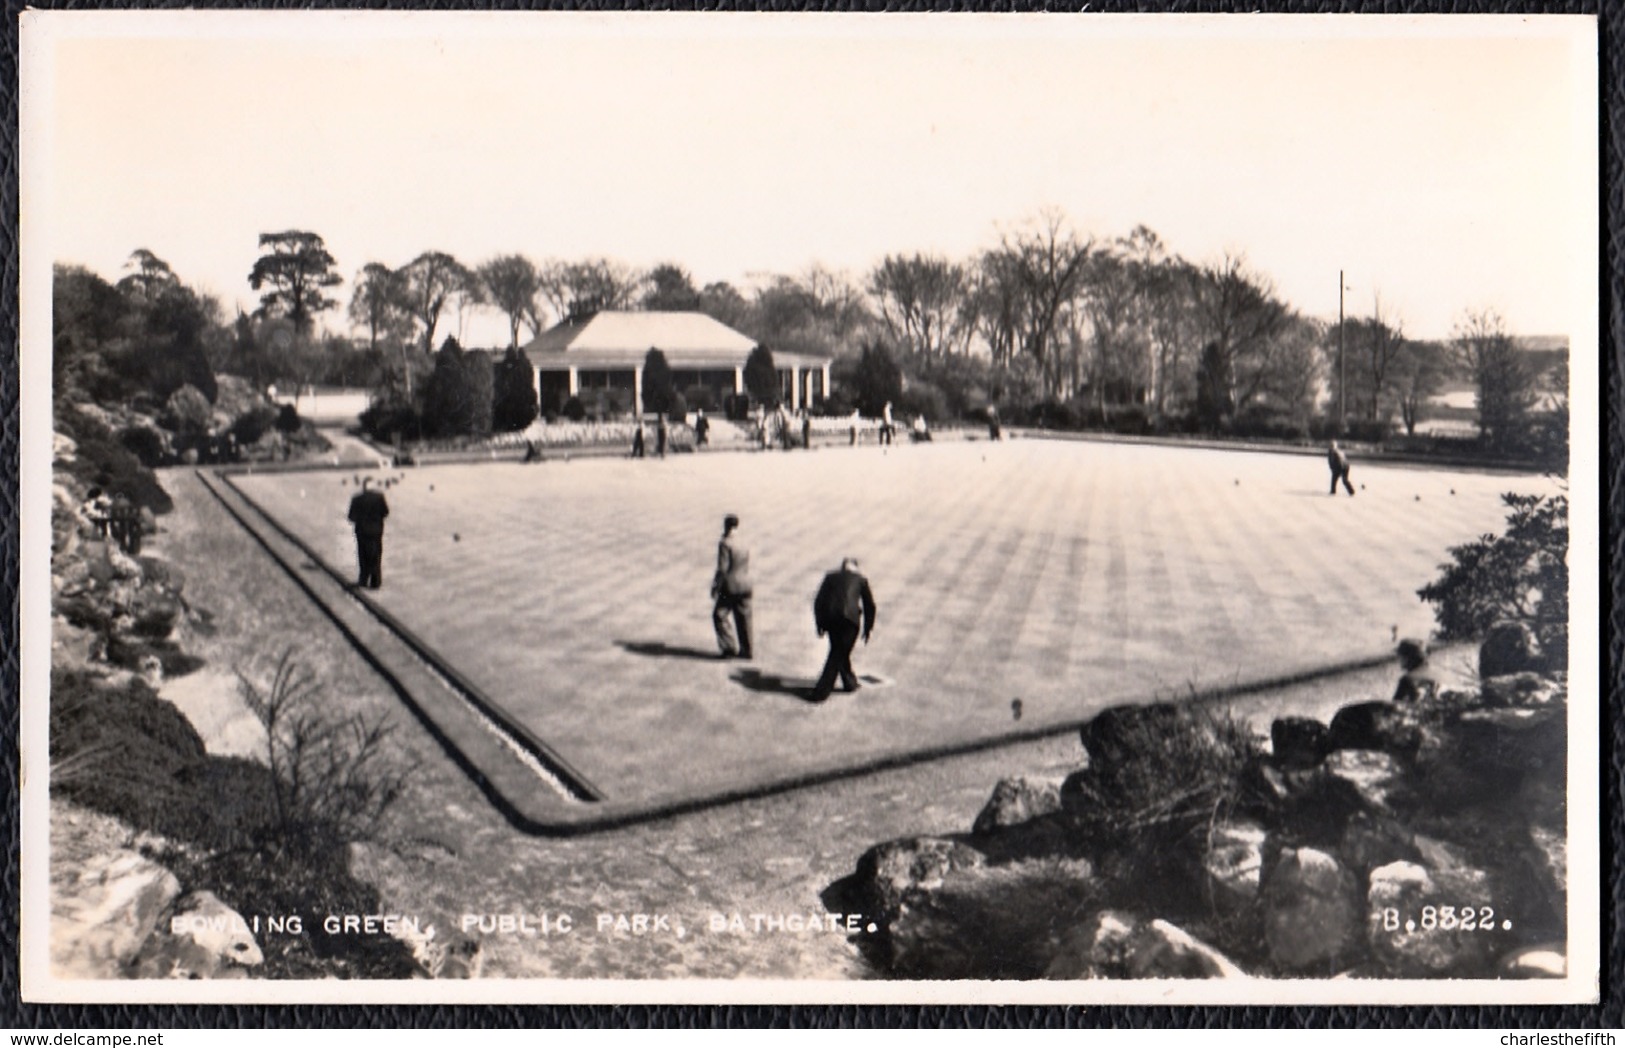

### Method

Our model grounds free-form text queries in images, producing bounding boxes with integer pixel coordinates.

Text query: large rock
[1262,847,1361,972]
[130,891,264,978]
[1337,812,1421,879]
[50,851,182,978]
[1271,717,1328,769]
[1480,620,1544,678]
[1326,702,1424,761]
[1365,861,1495,977]
[875,856,1094,979]
[1046,911,1245,979]
[1203,819,1267,914]
[973,777,1062,835]
[1320,749,1410,813]
[825,836,987,930]
[1079,701,1221,771]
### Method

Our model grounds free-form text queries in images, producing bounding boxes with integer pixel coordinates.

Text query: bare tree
[1452,308,1539,450]
[868,253,973,360]
[478,254,542,349]
[1000,210,1095,398]
[398,251,473,356]
[1192,254,1290,419]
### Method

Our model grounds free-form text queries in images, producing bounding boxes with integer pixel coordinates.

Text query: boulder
[1480,620,1544,678]
[973,777,1062,835]
[131,891,264,978]
[1480,672,1566,709]
[1046,911,1245,979]
[1262,847,1360,972]
[1337,812,1421,878]
[1326,702,1423,761]
[1079,701,1219,771]
[1365,861,1495,977]
[1321,749,1409,813]
[50,851,181,978]
[1270,717,1328,769]
[1203,819,1267,913]
[826,836,987,928]
[877,856,1095,979]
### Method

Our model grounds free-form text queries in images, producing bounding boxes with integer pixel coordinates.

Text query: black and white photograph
[17,11,1601,1005]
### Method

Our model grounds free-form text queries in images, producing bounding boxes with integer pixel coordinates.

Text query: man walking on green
[809,557,877,703]
[712,514,753,659]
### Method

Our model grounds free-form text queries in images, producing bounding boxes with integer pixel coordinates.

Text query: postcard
[17,10,1601,1006]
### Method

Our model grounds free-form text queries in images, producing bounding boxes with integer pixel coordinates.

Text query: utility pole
[1337,269,1346,435]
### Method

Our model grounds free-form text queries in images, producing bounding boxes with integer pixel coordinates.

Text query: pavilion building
[521,310,831,417]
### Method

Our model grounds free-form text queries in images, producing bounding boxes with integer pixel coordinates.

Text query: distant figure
[656,414,668,458]
[881,402,895,445]
[347,477,390,590]
[850,408,861,446]
[711,514,753,660]
[1327,439,1354,496]
[522,440,544,464]
[695,410,710,447]
[809,557,877,703]
[82,486,111,539]
[801,409,811,450]
[631,420,646,459]
[987,405,1002,441]
[1392,638,1438,704]
[108,495,142,555]
[911,415,932,443]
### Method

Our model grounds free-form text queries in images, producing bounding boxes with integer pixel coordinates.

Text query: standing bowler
[712,514,753,659]
[348,477,390,589]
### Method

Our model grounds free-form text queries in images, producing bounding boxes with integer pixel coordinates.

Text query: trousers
[713,592,753,658]
[812,621,861,698]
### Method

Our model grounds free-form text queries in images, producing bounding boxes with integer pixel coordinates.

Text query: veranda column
[790,365,801,412]
[567,365,579,397]
[634,366,644,414]
[734,366,745,395]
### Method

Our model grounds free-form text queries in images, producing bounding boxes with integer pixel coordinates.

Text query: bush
[229,405,279,447]
[161,384,213,436]
[562,396,587,422]
[1417,492,1568,667]
[898,380,949,424]
[359,399,422,443]
[118,425,169,468]
[275,403,303,435]
[236,651,407,855]
[1232,405,1307,442]
[682,385,718,413]
[1096,404,1151,436]
[58,410,173,514]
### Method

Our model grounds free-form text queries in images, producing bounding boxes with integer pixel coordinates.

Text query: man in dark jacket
[347,477,390,589]
[1327,439,1355,496]
[809,557,877,702]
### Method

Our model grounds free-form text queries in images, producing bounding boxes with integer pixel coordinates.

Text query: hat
[723,514,739,529]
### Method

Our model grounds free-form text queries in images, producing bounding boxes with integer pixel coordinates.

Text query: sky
[23,11,1598,346]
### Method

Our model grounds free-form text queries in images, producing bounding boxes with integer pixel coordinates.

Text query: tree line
[54,212,1565,456]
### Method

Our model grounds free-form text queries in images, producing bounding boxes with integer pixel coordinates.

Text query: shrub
[682,385,717,413]
[1417,492,1568,667]
[118,425,169,468]
[562,396,587,422]
[1232,405,1307,442]
[236,650,407,856]
[898,380,949,423]
[59,413,173,514]
[229,405,279,447]
[161,384,213,436]
[359,399,421,443]
[1096,404,1151,436]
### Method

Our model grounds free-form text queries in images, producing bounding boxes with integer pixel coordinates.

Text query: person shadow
[730,668,824,704]
[617,640,726,661]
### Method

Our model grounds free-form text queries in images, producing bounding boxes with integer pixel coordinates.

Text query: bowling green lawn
[227,437,1557,810]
